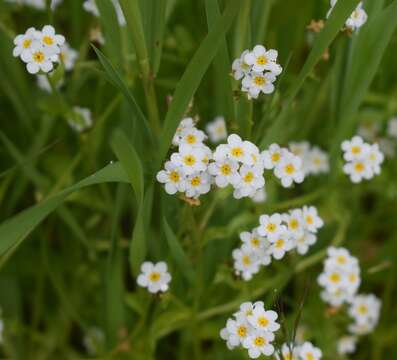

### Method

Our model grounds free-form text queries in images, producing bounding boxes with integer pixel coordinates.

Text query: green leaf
[111,129,144,203]
[0,163,128,262]
[157,0,241,167]
[163,217,195,284]
[261,0,361,147]
[92,45,153,143]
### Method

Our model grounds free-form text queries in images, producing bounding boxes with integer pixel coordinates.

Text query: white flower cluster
[318,247,381,354]
[262,144,305,187]
[327,1,367,32]
[68,106,93,133]
[232,45,282,99]
[289,141,330,176]
[13,25,65,74]
[233,206,323,281]
[318,247,361,307]
[275,342,322,360]
[136,261,171,294]
[6,0,62,10]
[220,301,280,358]
[341,136,384,183]
[83,0,126,26]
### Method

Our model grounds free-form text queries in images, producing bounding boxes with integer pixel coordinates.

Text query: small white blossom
[136,261,171,294]
[337,336,357,355]
[231,165,265,199]
[243,330,275,358]
[184,172,211,199]
[35,25,65,54]
[257,213,285,240]
[274,153,305,188]
[299,342,322,360]
[232,245,261,281]
[206,116,228,143]
[250,187,267,203]
[68,106,92,132]
[244,45,282,74]
[208,158,239,188]
[172,117,196,146]
[269,231,294,260]
[12,27,38,58]
[261,144,287,170]
[59,42,78,71]
[242,71,276,99]
[156,161,186,195]
[232,50,251,80]
[170,144,208,175]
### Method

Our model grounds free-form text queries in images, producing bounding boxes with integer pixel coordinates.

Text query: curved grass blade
[157,0,241,167]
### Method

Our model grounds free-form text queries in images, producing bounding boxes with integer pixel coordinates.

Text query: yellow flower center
[289,218,299,229]
[242,255,251,265]
[220,164,232,175]
[231,147,244,157]
[351,146,361,154]
[33,51,45,63]
[349,273,357,283]
[149,272,161,282]
[306,215,313,225]
[284,354,292,360]
[190,176,201,187]
[256,55,268,65]
[43,35,54,45]
[237,325,247,337]
[337,255,346,264]
[313,157,322,166]
[257,316,269,327]
[284,164,295,174]
[254,336,266,346]
[169,171,180,183]
[186,134,197,144]
[243,171,254,183]
[60,51,66,62]
[251,238,260,248]
[330,272,341,283]
[23,39,32,48]
[358,304,368,315]
[183,155,196,166]
[216,126,224,135]
[266,223,276,232]
[254,76,266,86]
[306,353,314,360]
[275,239,284,248]
[271,152,281,162]
[354,162,365,172]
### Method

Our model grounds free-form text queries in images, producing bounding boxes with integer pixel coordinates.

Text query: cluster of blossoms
[327,1,367,32]
[13,25,65,74]
[318,247,381,355]
[341,136,384,183]
[6,0,62,10]
[262,144,305,188]
[83,0,126,26]
[220,301,280,358]
[288,142,330,176]
[358,116,397,158]
[136,261,171,294]
[232,45,282,99]
[233,206,323,281]
[275,342,322,360]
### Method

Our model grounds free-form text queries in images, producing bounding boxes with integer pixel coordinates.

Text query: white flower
[232,245,261,281]
[59,42,78,71]
[275,343,301,360]
[172,118,196,146]
[283,209,305,236]
[35,25,65,54]
[348,294,381,327]
[239,230,267,251]
[244,45,282,74]
[341,136,369,162]
[179,127,207,147]
[242,71,276,98]
[136,261,171,294]
[274,153,305,188]
[299,342,322,360]
[232,50,251,80]
[302,206,323,233]
[156,161,186,195]
[21,43,58,74]
[214,134,255,165]
[184,171,211,199]
[337,336,357,355]
[68,106,92,132]
[387,117,397,138]
[242,330,275,358]
[257,213,285,240]
[206,116,228,143]
[269,231,294,260]
[234,301,264,320]
[345,3,368,31]
[170,144,208,175]
[367,143,384,175]
[231,165,265,199]
[261,144,287,170]
[13,27,39,58]
[294,231,316,255]
[343,159,373,183]
[223,318,250,348]
[208,158,239,188]
[306,146,330,175]
[289,141,310,158]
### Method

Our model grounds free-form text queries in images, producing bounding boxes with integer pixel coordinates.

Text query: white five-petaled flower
[242,330,275,358]
[172,117,195,146]
[59,42,78,71]
[208,158,239,188]
[328,1,367,32]
[244,45,282,74]
[257,213,285,240]
[242,71,276,99]
[261,144,287,170]
[231,165,265,199]
[299,341,322,360]
[269,231,294,260]
[341,136,369,161]
[232,49,251,80]
[171,144,208,175]
[12,27,38,58]
[274,153,305,188]
[232,245,261,281]
[214,134,255,165]
[337,336,357,355]
[247,304,280,333]
[20,43,58,74]
[206,116,228,143]
[184,171,212,199]
[136,261,171,294]
[302,206,324,233]
[156,161,186,195]
[35,25,65,54]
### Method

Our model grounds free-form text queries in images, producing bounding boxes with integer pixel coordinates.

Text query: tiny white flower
[170,144,208,175]
[261,144,287,170]
[274,153,305,188]
[224,318,250,347]
[232,245,261,281]
[184,171,211,199]
[20,43,57,74]
[345,3,368,31]
[294,231,316,255]
[231,165,265,199]
[156,161,186,195]
[275,343,300,360]
[179,127,207,147]
[283,209,305,236]
[269,231,294,260]
[35,25,65,54]
[67,106,92,132]
[299,341,322,360]
[232,49,251,80]
[367,143,384,175]
[136,261,171,294]
[242,71,276,99]
[250,187,267,203]
[348,294,381,326]
[239,230,268,252]
[337,336,357,355]
[206,116,228,143]
[343,159,373,183]
[214,134,255,165]
[302,206,323,233]
[59,42,78,71]
[172,117,196,146]
[13,27,39,58]
[306,146,330,175]
[208,158,239,188]
[341,136,369,162]
[244,45,282,74]
[257,213,285,240]
[242,330,275,358]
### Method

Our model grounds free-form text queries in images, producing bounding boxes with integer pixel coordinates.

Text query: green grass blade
[158,0,241,166]
[163,217,195,284]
